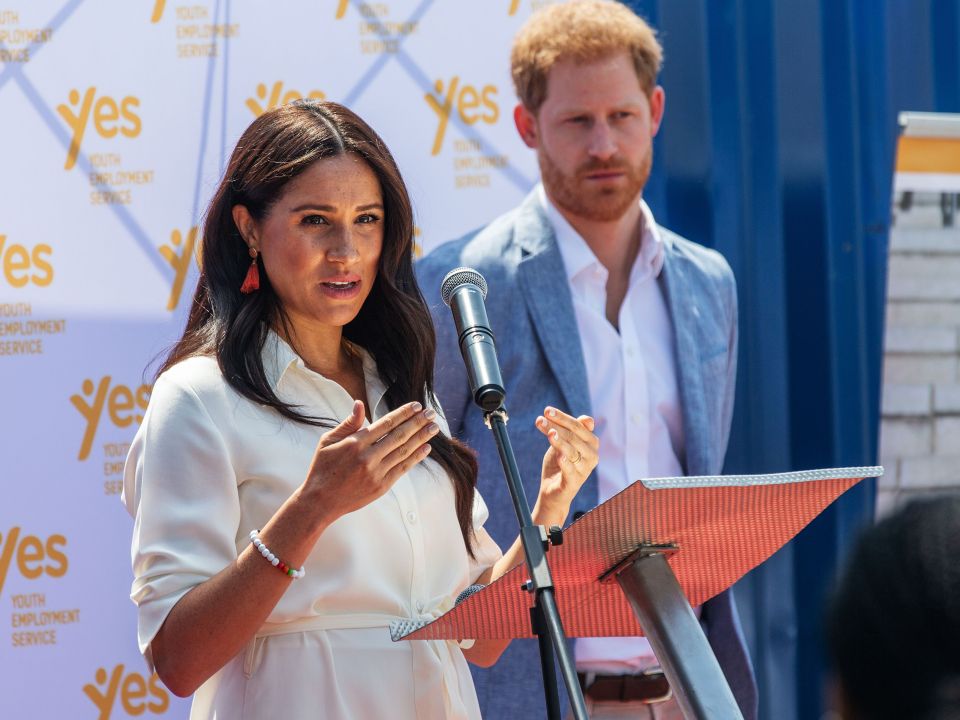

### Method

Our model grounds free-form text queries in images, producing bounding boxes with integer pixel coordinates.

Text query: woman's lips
[318,276,362,299]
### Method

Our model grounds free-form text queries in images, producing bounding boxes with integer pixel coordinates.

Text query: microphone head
[440,267,487,306]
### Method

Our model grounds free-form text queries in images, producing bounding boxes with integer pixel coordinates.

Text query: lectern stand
[391,466,883,719]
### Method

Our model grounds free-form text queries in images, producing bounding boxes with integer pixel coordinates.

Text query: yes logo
[336,0,349,19]
[0,527,68,597]
[0,235,53,288]
[151,0,166,23]
[424,78,499,155]
[246,82,326,117]
[70,377,151,461]
[84,665,169,720]
[57,88,142,171]
[508,0,520,14]
[159,227,199,311]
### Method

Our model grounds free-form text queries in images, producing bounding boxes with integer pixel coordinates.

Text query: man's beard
[539,146,651,223]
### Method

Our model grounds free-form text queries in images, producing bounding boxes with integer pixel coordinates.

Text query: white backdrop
[0,1,553,716]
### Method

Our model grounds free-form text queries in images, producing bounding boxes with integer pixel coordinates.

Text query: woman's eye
[357,213,381,224]
[302,215,327,225]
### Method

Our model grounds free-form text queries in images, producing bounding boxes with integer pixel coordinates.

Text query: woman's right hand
[301,400,439,526]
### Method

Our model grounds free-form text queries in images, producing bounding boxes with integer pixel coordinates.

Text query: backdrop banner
[0,1,552,716]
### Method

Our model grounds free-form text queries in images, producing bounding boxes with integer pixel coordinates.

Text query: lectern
[392,466,883,719]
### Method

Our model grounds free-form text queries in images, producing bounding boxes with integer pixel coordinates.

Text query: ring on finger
[569,450,583,465]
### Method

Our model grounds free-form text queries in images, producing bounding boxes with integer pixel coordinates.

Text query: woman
[123,100,598,719]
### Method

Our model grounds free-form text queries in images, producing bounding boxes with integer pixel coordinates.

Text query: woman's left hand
[534,407,599,527]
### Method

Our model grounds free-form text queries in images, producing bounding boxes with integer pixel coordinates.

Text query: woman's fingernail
[412,402,422,411]
[547,407,557,417]
[427,422,439,433]
[424,408,436,420]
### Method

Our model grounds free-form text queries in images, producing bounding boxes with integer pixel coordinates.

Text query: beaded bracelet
[248,530,305,579]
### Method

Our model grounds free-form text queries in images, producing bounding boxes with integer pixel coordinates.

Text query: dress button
[406,511,418,525]
[416,601,424,613]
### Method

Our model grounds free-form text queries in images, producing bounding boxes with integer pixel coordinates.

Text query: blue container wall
[623,1,960,717]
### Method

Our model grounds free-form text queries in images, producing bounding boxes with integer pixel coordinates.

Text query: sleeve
[121,372,241,667]
[719,266,739,457]
[467,489,503,584]
[427,392,501,584]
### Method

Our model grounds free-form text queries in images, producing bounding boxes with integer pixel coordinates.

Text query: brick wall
[879,204,960,515]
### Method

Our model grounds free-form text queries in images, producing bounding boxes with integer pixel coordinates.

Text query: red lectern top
[391,466,882,642]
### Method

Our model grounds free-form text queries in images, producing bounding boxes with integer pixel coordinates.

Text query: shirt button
[406,511,418,525]
[630,414,641,425]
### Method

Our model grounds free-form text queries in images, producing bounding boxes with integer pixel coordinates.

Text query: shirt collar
[261,329,387,416]
[537,183,665,283]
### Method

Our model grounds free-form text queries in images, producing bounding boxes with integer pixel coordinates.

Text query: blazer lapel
[660,241,710,477]
[514,193,592,418]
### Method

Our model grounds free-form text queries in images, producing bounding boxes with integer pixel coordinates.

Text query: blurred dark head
[827,496,960,720]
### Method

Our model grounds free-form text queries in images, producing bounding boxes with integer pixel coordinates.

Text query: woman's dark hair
[826,496,960,720]
[160,100,478,553]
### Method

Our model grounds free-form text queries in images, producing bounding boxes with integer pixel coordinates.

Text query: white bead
[253,539,263,549]
[267,553,276,563]
[249,530,257,539]
[271,557,280,566]
[260,546,269,557]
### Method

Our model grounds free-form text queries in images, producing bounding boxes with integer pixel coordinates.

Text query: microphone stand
[483,407,588,720]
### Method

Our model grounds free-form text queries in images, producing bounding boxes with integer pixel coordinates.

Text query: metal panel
[621,0,960,716]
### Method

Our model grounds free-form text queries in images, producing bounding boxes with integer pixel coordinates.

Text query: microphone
[440,267,506,412]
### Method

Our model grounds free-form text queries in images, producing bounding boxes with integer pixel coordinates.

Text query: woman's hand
[300,400,440,529]
[533,407,598,527]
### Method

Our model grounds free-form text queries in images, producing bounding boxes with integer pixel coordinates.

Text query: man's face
[518,52,664,223]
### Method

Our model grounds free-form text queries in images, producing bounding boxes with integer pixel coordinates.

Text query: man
[417,1,757,718]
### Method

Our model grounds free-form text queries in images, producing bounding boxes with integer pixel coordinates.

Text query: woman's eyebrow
[289,203,336,212]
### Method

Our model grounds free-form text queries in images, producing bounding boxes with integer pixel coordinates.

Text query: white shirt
[122,333,502,720]
[540,186,685,673]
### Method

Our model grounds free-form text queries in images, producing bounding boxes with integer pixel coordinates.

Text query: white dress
[122,333,502,719]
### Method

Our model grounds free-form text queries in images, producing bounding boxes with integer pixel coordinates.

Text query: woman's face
[238,153,384,338]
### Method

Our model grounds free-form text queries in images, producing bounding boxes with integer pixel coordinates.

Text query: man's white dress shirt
[540,185,685,673]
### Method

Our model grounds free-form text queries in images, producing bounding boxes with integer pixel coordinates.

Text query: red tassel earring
[240,247,260,294]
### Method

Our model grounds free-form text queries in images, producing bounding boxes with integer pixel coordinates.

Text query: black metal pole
[486,410,588,720]
[616,552,744,720]
[534,606,562,720]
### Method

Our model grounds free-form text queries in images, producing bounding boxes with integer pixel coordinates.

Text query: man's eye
[302,215,327,225]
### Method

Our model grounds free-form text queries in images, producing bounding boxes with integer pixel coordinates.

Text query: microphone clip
[482,406,509,429]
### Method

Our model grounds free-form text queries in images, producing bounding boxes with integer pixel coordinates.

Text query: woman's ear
[231,205,258,250]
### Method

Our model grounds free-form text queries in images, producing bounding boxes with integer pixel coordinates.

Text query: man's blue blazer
[416,190,758,719]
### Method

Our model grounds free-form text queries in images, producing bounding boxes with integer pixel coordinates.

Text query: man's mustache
[577,160,632,175]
